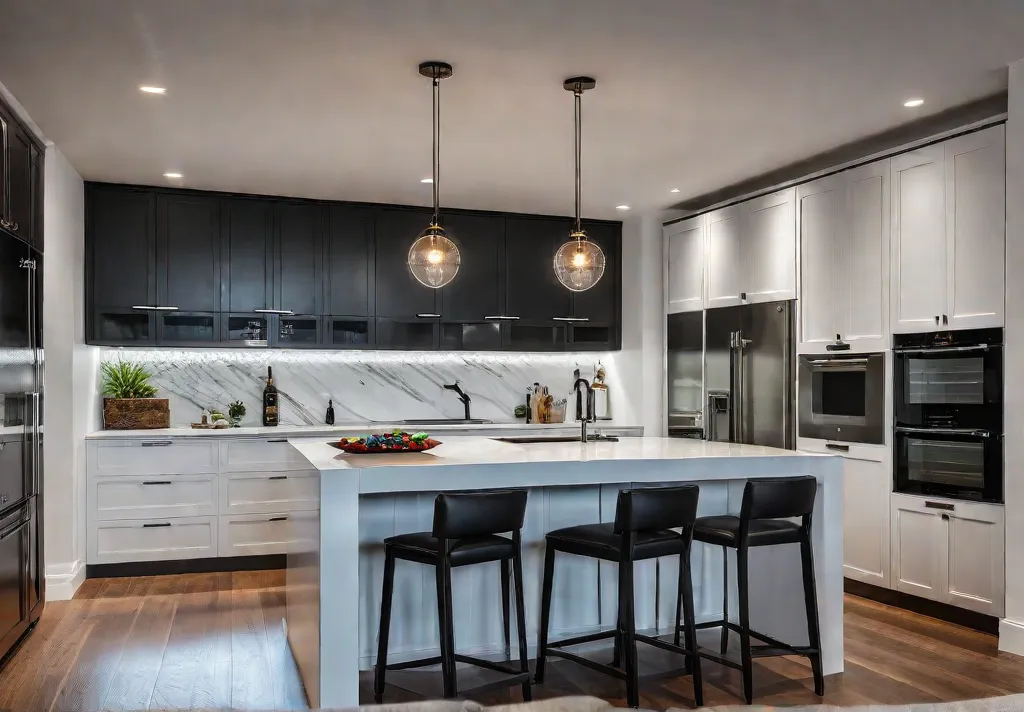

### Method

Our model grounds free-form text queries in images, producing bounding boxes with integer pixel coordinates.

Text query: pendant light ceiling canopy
[554,76,605,293]
[408,61,460,289]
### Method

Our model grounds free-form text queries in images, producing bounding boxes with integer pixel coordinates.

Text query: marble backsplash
[98,349,632,427]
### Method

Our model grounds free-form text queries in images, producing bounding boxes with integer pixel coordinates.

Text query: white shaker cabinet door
[891,146,946,333]
[946,501,1004,616]
[706,205,744,308]
[890,494,946,602]
[842,456,890,587]
[744,188,796,303]
[844,160,890,350]
[798,176,844,350]
[666,216,705,313]
[945,125,1005,330]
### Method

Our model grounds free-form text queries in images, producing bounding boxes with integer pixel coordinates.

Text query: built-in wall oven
[893,328,1003,503]
[798,352,885,444]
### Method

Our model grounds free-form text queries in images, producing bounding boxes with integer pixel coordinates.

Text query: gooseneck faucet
[574,375,595,442]
[443,380,472,421]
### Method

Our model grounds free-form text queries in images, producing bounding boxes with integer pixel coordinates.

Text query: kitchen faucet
[443,380,472,421]
[574,376,595,442]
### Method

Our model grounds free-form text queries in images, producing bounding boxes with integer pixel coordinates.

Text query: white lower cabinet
[890,493,1004,616]
[89,516,218,565]
[220,511,317,557]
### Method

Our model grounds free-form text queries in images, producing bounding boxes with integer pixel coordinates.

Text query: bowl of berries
[330,430,441,454]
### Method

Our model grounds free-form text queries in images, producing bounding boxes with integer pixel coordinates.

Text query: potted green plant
[100,361,170,430]
[228,400,246,428]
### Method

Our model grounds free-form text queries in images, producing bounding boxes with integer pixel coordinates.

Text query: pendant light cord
[433,76,440,227]
[574,87,582,236]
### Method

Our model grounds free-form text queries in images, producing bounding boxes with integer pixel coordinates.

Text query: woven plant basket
[102,398,170,430]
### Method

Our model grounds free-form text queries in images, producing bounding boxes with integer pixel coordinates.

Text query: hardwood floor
[0,570,1022,710]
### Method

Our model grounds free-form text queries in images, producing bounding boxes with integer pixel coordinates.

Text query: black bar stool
[374,489,531,702]
[688,475,822,704]
[534,485,703,709]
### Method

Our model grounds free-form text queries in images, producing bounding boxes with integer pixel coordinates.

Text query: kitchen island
[285,436,843,708]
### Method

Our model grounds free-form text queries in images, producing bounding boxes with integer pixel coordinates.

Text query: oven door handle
[894,344,993,355]
[803,358,870,366]
[895,426,992,438]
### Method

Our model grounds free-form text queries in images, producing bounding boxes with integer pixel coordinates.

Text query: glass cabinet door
[224,315,268,346]
[94,309,153,344]
[158,313,218,344]
[276,316,320,347]
[329,318,370,348]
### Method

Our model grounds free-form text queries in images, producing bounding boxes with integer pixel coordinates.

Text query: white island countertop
[86,422,642,439]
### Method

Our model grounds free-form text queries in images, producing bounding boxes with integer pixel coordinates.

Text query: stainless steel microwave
[798,352,884,444]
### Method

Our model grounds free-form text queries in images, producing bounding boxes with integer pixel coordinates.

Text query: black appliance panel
[894,427,1002,503]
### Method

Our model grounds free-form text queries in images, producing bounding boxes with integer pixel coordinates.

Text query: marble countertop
[85,421,643,440]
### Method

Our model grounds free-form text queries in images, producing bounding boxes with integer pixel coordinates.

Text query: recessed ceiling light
[163,172,183,179]
[616,205,630,211]
[670,188,680,193]
[903,98,924,107]
[420,177,433,183]
[140,86,166,94]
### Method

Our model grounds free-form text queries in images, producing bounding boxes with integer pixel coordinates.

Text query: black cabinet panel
[571,221,618,324]
[326,205,372,317]
[276,202,322,315]
[222,198,273,313]
[158,194,220,312]
[89,188,155,309]
[29,144,42,251]
[376,317,437,350]
[6,124,33,246]
[328,317,372,348]
[158,313,219,345]
[95,309,153,344]
[505,322,567,352]
[504,217,573,320]
[440,213,503,321]
[375,208,437,318]
[441,322,502,351]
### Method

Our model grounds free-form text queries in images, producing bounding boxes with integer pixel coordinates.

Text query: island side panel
[286,473,322,709]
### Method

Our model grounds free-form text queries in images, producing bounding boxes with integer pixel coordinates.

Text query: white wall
[42,146,92,600]
[1001,57,1024,652]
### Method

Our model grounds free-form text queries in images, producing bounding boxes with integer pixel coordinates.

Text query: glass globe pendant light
[554,76,605,292]
[408,61,460,289]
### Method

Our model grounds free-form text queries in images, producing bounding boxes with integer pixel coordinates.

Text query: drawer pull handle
[416,313,441,319]
[553,316,589,322]
[925,501,955,512]
[269,475,288,481]
[143,522,172,528]
[141,441,173,447]
[824,443,849,452]
[267,439,288,444]
[268,516,289,522]
[142,481,172,486]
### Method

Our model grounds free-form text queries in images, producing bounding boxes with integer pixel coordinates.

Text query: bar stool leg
[737,544,753,704]
[534,545,556,684]
[681,549,704,707]
[501,558,512,659]
[800,531,825,696]
[373,546,396,703]
[512,548,532,701]
[620,557,640,709]
[612,608,622,668]
[436,556,458,698]
[721,545,730,655]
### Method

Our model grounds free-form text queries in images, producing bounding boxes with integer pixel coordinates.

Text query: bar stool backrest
[613,484,700,534]
[740,476,818,521]
[432,489,528,539]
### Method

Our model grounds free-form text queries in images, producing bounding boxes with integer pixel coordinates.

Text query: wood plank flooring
[0,570,1022,710]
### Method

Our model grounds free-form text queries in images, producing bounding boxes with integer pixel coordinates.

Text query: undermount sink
[398,419,493,425]
[494,435,620,444]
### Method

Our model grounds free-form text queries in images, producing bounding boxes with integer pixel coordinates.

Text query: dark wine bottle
[326,399,335,425]
[262,367,279,426]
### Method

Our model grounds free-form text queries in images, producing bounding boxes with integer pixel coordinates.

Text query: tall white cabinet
[665,215,705,313]
[891,125,1005,332]
[798,160,889,353]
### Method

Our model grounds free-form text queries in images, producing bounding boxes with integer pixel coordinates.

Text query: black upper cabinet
[275,202,322,316]
[439,213,503,321]
[572,220,619,323]
[89,187,156,308]
[374,208,437,318]
[326,205,373,317]
[157,194,220,312]
[504,216,573,320]
[7,124,33,247]
[29,144,42,251]
[221,198,273,313]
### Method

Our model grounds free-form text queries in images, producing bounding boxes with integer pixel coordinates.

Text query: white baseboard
[999,618,1024,655]
[45,560,85,601]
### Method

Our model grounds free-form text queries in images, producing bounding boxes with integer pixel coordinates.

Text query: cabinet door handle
[941,513,950,520]
[156,306,180,311]
[142,481,172,486]
[416,313,441,319]
[143,522,172,528]
[132,305,162,311]
[268,516,289,522]
[267,438,288,444]
[935,315,940,325]
[484,315,521,321]
[268,475,288,481]
[141,441,173,447]
[925,501,955,512]
[254,309,294,315]
[553,317,589,322]
[824,443,850,452]
[943,314,949,326]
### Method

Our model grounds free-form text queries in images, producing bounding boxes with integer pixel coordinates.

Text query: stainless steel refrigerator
[0,232,42,667]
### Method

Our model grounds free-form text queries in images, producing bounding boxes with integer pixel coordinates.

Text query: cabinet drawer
[221,471,319,515]
[90,475,216,521]
[219,438,310,472]
[220,511,315,557]
[88,440,218,477]
[89,516,217,564]
[796,437,887,463]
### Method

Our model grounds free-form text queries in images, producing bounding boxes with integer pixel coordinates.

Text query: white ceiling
[1,0,1023,219]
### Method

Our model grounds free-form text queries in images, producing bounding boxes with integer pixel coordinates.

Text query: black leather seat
[535,485,703,709]
[374,489,531,703]
[691,515,801,547]
[690,476,823,705]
